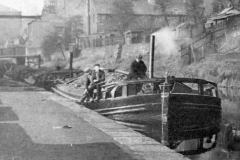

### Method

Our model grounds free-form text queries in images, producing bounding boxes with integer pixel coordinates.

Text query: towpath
[0,78,189,160]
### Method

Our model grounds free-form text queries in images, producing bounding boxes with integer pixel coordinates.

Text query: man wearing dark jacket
[128,55,147,80]
[80,64,105,103]
[89,64,105,101]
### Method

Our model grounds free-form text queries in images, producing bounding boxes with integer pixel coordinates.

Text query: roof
[92,0,185,15]
[124,29,144,34]
[218,7,240,15]
[112,77,217,86]
[209,7,240,21]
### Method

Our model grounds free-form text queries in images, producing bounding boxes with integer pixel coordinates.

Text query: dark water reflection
[186,88,240,160]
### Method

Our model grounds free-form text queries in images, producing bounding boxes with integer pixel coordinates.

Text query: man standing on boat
[128,55,147,80]
[79,64,105,103]
[90,64,105,101]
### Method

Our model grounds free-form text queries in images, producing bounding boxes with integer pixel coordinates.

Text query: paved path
[0,78,189,160]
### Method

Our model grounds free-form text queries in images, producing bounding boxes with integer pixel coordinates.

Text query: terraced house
[76,0,187,48]
[86,0,187,35]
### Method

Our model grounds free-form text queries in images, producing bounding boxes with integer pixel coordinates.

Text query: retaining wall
[121,43,149,59]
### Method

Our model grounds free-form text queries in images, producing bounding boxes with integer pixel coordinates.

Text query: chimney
[149,35,155,79]
[148,0,156,5]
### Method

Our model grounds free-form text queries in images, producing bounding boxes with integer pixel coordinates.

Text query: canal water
[110,88,240,160]
[187,88,240,160]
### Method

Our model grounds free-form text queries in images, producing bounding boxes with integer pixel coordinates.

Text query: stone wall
[209,52,240,61]
[79,43,150,63]
[47,43,151,64]
[121,43,149,59]
[81,44,120,63]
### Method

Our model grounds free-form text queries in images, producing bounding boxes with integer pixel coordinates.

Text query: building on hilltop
[86,0,187,35]
[205,7,240,54]
[76,0,187,48]
[204,0,237,16]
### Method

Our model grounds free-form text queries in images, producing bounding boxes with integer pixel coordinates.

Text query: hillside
[69,51,240,89]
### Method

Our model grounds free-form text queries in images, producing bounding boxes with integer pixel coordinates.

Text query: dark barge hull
[52,79,222,144]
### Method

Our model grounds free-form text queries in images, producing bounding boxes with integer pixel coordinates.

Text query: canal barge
[53,76,222,149]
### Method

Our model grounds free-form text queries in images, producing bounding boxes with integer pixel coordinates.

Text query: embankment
[69,43,240,89]
[181,53,240,89]
[5,43,240,89]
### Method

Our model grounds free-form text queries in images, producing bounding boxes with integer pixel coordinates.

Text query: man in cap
[128,55,147,80]
[79,64,105,103]
[91,64,105,84]
[90,64,105,101]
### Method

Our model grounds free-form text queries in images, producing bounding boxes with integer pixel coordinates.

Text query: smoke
[152,27,178,55]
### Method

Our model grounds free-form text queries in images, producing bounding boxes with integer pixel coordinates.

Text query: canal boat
[52,75,222,149]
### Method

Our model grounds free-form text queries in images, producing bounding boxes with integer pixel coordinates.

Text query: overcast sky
[0,0,44,15]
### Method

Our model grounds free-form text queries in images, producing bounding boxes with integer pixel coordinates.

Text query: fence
[179,24,240,64]
[77,36,123,49]
[0,46,26,56]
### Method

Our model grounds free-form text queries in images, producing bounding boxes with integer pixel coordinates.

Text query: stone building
[85,0,186,35]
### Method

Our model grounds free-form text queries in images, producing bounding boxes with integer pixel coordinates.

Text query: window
[127,82,157,96]
[49,0,56,6]
[203,83,217,97]
[171,82,199,94]
[114,86,123,97]
[97,15,106,24]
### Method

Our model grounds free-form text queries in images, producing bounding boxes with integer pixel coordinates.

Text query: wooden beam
[149,35,155,78]
[202,46,205,59]
[69,52,73,78]
[0,15,41,19]
[0,55,40,58]
[190,45,196,63]
[97,13,188,18]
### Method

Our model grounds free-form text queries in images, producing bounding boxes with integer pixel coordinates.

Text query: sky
[0,0,44,15]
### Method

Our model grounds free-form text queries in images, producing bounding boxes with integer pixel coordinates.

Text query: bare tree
[212,0,225,14]
[228,0,240,7]
[185,0,206,24]
[41,30,61,60]
[154,0,171,26]
[105,0,135,43]
[64,16,83,50]
[42,5,56,14]
[133,16,165,33]
[134,17,154,31]
[41,16,83,60]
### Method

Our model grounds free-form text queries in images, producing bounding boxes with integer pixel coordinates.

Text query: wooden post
[224,29,228,41]
[26,57,30,67]
[198,138,204,150]
[38,55,41,68]
[87,0,91,35]
[202,46,205,59]
[159,78,171,146]
[69,52,73,78]
[190,45,196,63]
[188,45,192,64]
[149,35,155,79]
